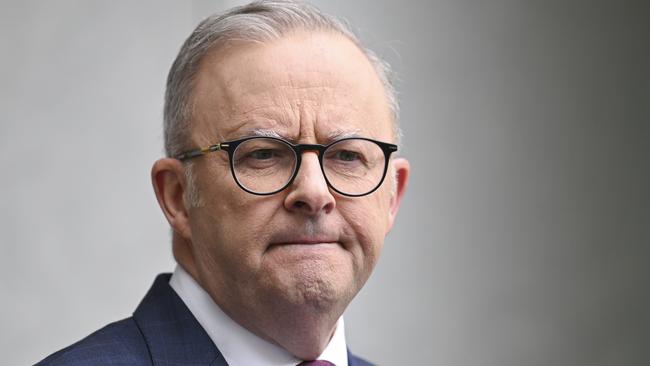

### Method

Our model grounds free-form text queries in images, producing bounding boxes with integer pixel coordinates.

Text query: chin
[271,265,354,313]
[293,274,340,311]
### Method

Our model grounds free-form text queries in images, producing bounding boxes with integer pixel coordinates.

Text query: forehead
[191,31,393,143]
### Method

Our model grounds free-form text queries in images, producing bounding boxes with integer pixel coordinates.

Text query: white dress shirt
[169,265,348,366]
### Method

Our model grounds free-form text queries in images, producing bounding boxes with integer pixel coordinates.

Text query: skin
[151,31,409,360]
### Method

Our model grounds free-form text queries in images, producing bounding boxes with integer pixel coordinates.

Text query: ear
[386,157,410,233]
[151,158,192,240]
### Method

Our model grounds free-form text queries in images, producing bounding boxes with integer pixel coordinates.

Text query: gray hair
[163,0,401,160]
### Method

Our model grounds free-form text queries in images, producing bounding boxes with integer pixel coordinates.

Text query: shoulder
[35,317,151,366]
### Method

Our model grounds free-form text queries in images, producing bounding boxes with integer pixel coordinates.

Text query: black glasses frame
[175,136,398,197]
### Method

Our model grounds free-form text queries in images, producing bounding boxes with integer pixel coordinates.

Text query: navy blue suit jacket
[36,273,374,366]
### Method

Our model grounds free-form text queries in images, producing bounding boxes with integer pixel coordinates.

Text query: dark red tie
[298,361,335,366]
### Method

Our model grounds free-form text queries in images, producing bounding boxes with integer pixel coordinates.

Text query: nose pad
[284,152,336,215]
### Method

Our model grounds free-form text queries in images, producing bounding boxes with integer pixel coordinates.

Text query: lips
[273,238,338,245]
[268,234,341,249]
[268,239,340,251]
[267,223,344,249]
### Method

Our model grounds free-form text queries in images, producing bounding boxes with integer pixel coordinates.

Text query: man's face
[182,32,405,328]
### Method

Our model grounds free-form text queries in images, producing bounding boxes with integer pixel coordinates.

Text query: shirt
[169,265,348,366]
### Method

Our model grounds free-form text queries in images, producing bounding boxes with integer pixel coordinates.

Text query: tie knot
[298,361,335,366]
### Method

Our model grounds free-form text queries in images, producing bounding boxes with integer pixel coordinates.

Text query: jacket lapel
[348,349,375,366]
[132,273,228,366]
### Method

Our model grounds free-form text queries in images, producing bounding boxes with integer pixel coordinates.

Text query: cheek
[194,184,285,270]
[339,195,390,264]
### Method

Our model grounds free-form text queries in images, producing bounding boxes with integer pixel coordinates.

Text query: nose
[284,151,336,215]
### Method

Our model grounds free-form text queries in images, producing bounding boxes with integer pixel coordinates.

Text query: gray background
[2,1,649,365]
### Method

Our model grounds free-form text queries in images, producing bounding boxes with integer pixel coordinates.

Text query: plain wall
[1,1,649,365]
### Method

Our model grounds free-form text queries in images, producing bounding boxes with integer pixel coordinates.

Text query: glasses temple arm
[175,144,223,161]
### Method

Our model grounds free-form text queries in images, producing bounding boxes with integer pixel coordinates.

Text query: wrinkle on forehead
[191,31,393,146]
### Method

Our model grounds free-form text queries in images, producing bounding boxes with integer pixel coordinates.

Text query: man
[37,1,409,365]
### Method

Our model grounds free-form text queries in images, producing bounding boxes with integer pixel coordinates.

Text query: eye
[333,150,361,162]
[249,149,276,160]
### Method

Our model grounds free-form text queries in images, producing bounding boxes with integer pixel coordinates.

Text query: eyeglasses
[176,136,398,197]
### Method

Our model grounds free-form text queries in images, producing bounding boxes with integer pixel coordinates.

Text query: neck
[213,282,345,360]
[254,304,342,360]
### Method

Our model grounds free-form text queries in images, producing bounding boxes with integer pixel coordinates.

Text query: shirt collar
[169,265,348,366]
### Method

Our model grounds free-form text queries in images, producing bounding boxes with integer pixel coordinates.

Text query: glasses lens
[323,139,387,195]
[232,138,296,194]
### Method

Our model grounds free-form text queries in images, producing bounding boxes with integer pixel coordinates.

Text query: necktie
[298,361,335,366]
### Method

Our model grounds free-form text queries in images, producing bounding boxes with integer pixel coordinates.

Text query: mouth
[266,242,343,261]
[267,224,345,252]
[269,239,340,247]
[267,235,344,253]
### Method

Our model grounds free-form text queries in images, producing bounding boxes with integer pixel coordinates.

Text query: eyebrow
[326,128,362,141]
[243,127,363,143]
[249,128,283,139]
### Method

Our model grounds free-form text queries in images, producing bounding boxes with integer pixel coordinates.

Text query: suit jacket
[36,273,374,366]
